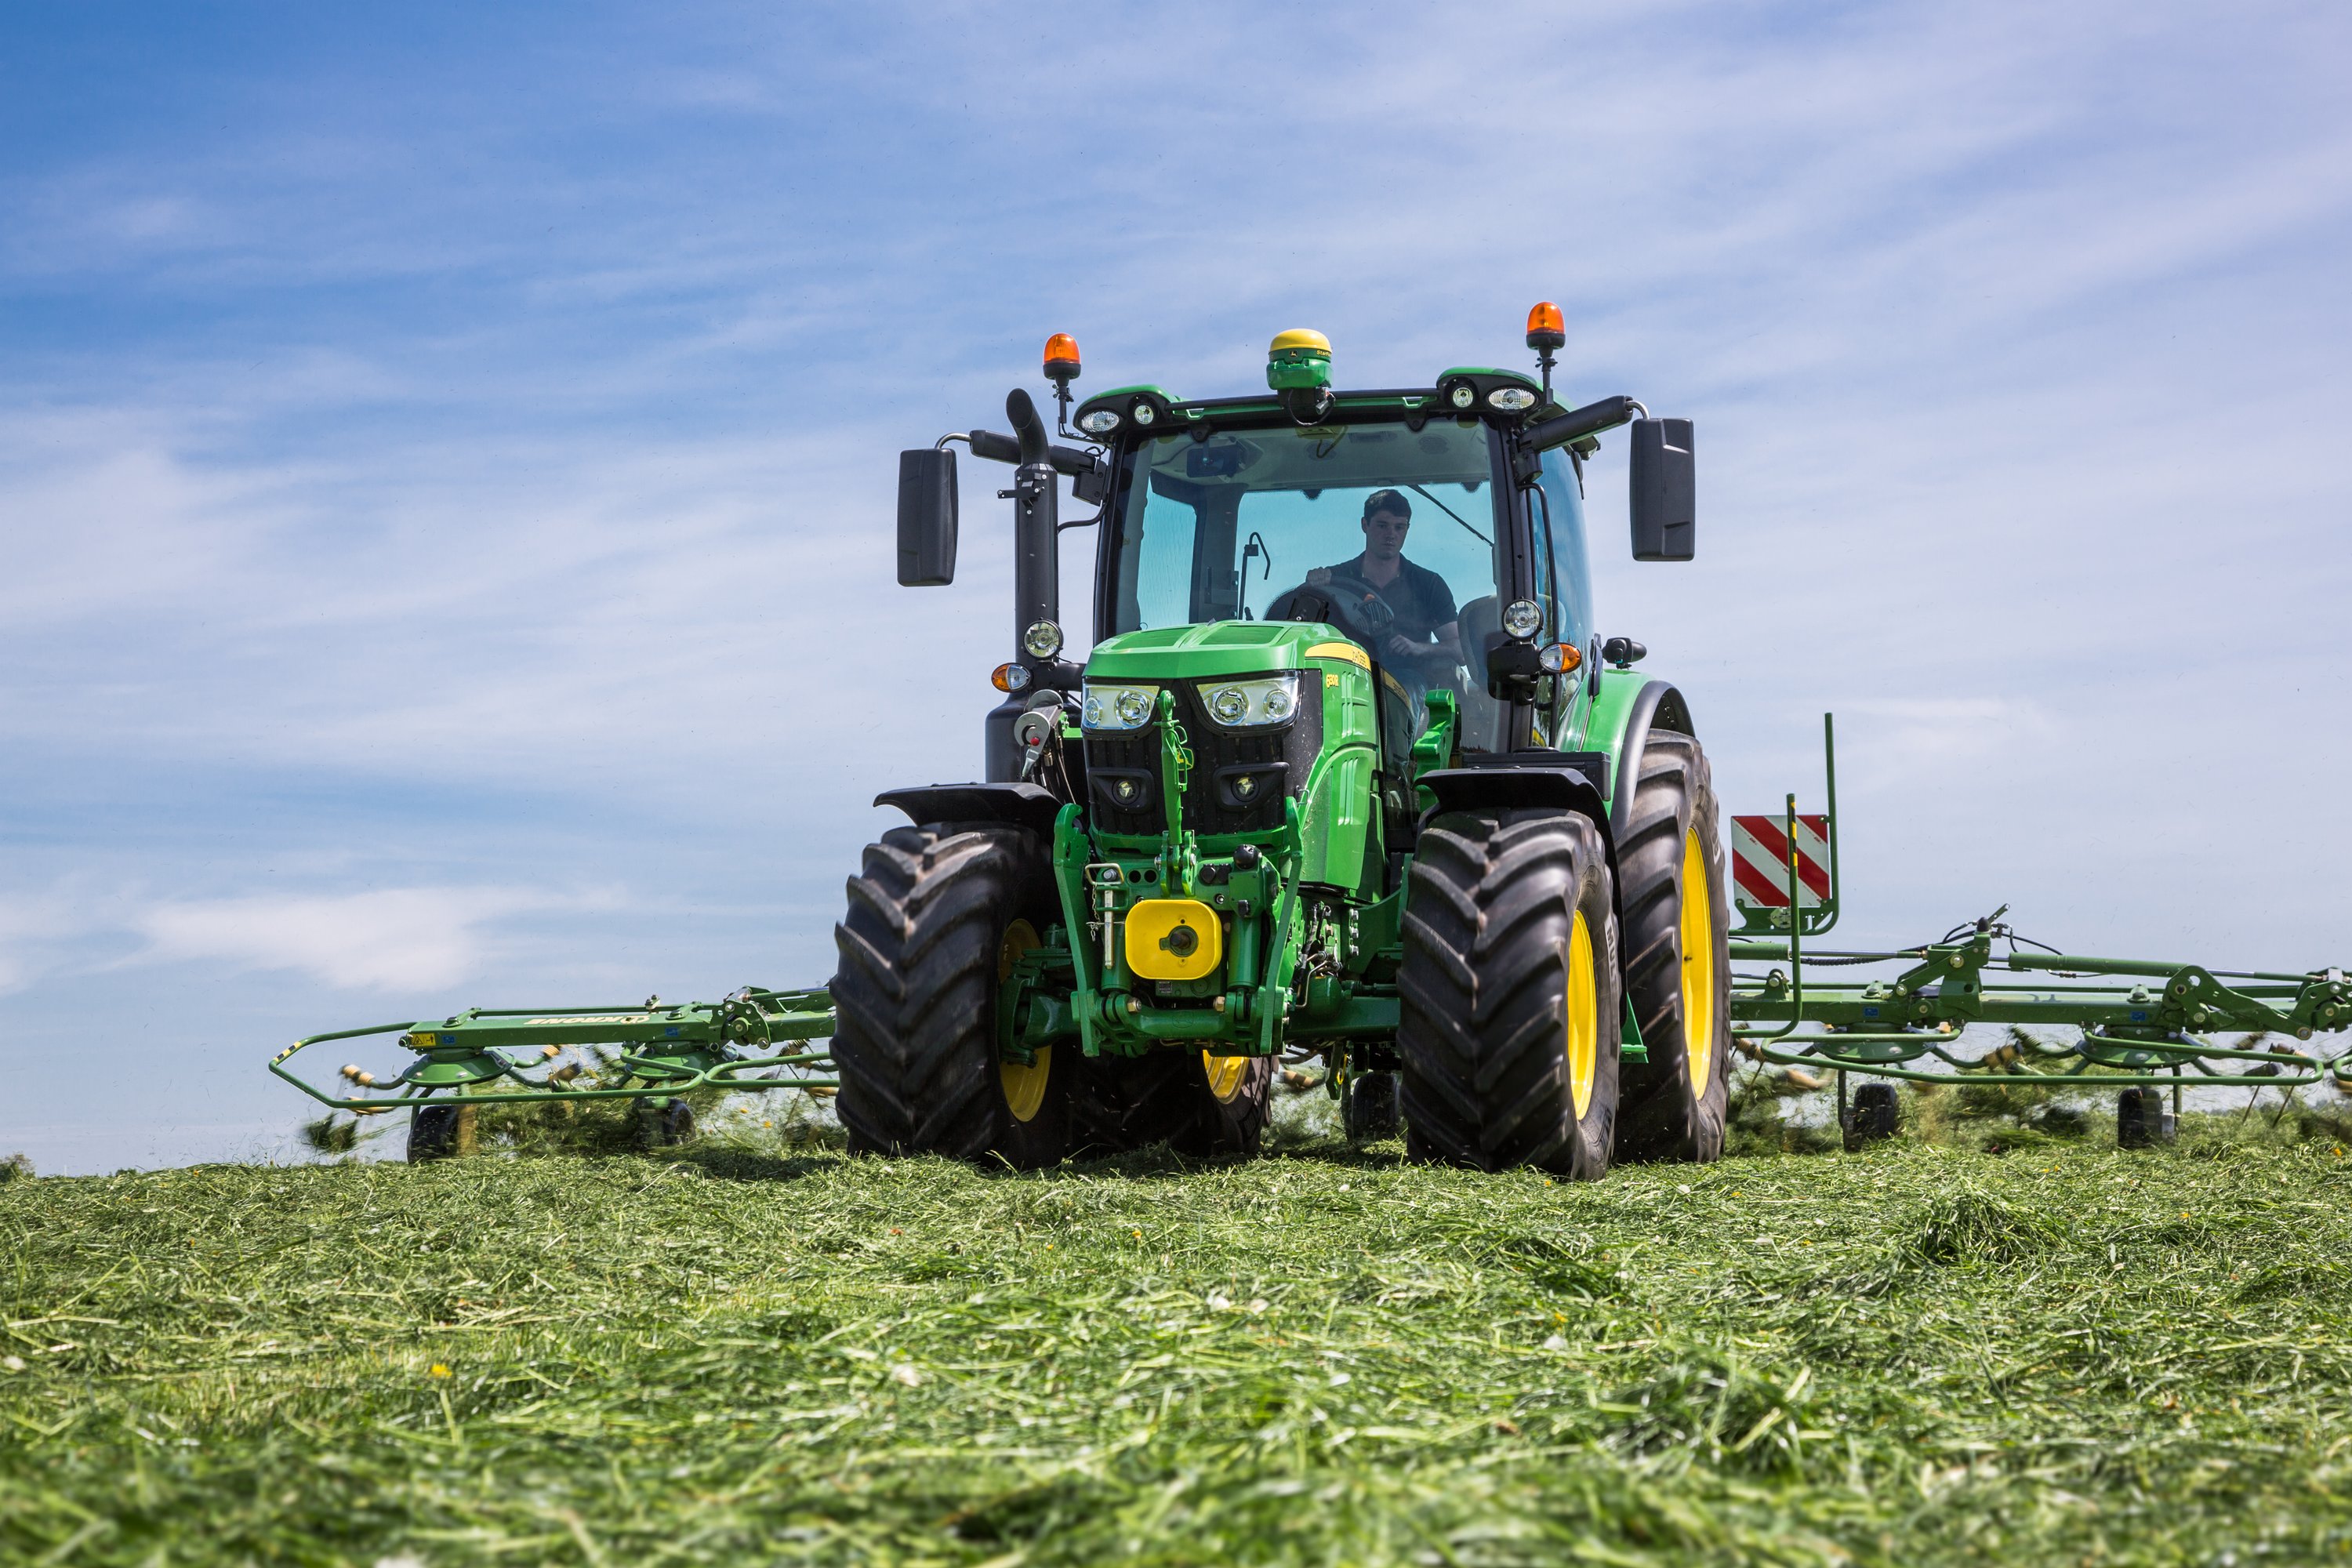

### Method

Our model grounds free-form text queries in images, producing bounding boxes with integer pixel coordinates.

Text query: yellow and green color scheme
[267,321,2352,1167]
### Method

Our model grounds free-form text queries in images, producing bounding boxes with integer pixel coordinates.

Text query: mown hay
[2,1117,2348,1565]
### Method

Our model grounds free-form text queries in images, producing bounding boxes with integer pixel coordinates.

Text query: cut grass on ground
[3,1106,2350,1566]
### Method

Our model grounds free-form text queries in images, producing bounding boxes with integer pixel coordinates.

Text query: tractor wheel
[636,1098,695,1149]
[1343,1069,1401,1141]
[1175,1051,1275,1157]
[1397,808,1621,1177]
[831,824,1073,1168]
[1612,732,1733,1163]
[407,1104,461,1163]
[1069,1047,1194,1154]
[1072,1047,1272,1159]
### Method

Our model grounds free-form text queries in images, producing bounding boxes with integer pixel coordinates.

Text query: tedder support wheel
[637,1098,695,1149]
[1343,1069,1401,1142]
[1612,731,1733,1163]
[1397,808,1621,1177]
[1843,1082,1899,1149]
[831,823,1075,1168]
[2116,1087,2176,1148]
[1072,1047,1274,1159]
[407,1103,461,1163]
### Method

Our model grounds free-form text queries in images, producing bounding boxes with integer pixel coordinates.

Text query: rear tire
[1397,808,1621,1177]
[831,824,1073,1168]
[1343,1069,1402,1142]
[1613,732,1733,1163]
[1175,1052,1274,1157]
[1072,1047,1272,1159]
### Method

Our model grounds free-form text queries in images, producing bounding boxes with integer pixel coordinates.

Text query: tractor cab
[893,318,1691,787]
[1100,397,1585,762]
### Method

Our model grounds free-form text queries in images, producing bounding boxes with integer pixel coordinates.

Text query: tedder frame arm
[270,987,839,1114]
[1725,717,2352,1095]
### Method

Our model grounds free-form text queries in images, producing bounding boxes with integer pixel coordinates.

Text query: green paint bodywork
[1044,619,1402,1060]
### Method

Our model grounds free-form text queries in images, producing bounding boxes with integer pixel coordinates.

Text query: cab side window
[1536,446,1594,654]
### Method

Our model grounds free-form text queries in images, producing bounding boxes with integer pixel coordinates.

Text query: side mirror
[1629,418,1695,561]
[896,448,958,586]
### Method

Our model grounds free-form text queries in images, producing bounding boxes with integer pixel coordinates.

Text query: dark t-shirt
[1317,554,1460,646]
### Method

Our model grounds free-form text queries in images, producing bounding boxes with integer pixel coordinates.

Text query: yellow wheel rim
[1565,909,1599,1119]
[1202,1051,1250,1104]
[997,920,1051,1123]
[1679,829,1717,1094]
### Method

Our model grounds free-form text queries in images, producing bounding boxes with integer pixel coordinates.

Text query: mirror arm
[946,428,1103,485]
[1523,394,1648,453]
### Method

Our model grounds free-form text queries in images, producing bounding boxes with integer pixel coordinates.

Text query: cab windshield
[1108,417,1506,690]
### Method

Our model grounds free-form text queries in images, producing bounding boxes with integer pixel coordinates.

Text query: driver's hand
[1305,568,1332,586]
[1383,633,1418,661]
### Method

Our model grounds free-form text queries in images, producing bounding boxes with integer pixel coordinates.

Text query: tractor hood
[1083,619,1370,681]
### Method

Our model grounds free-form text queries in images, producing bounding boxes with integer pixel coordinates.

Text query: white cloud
[133,887,573,992]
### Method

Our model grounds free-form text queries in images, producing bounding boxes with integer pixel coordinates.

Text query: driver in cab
[1306,489,1464,690]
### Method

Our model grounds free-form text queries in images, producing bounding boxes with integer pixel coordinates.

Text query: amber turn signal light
[1540,643,1581,676]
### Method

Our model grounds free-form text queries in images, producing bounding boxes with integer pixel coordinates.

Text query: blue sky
[4,2,2349,1172]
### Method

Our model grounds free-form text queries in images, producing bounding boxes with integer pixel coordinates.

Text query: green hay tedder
[271,310,2352,1167]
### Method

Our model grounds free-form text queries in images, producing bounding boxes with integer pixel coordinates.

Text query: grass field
[4,1094,2350,1566]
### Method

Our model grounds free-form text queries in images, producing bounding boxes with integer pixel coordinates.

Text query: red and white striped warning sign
[1731,814,1831,909]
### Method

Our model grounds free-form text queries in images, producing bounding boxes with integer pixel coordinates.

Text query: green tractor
[844,312,1720,1176]
[271,311,2352,1161]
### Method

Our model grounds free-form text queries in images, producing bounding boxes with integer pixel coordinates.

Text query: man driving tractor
[1306,488,1465,689]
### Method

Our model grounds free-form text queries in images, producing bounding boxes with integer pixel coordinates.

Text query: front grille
[1085,675,1324,837]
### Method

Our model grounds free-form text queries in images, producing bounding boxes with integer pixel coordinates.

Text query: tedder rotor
[270,310,2352,1166]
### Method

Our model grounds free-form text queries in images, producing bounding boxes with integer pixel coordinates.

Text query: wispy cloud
[0,880,618,996]
[134,886,570,991]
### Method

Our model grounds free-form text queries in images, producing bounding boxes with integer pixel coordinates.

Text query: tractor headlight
[1023,620,1064,661]
[1083,683,1159,730]
[1501,598,1544,640]
[1076,408,1121,435]
[1486,387,1537,412]
[1196,674,1298,729]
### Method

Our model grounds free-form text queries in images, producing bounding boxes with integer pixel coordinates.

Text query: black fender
[874,782,1064,837]
[1608,681,1694,840]
[1417,750,1613,842]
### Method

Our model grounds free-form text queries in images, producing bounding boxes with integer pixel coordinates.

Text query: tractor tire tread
[1611,731,1732,1163]
[830,824,1048,1161]
[1397,808,1617,1174]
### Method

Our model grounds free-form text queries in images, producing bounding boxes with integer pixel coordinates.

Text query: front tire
[1613,733,1733,1163]
[1398,808,1621,1177]
[831,824,1073,1168]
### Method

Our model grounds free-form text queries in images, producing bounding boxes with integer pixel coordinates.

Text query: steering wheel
[1268,574,1396,646]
